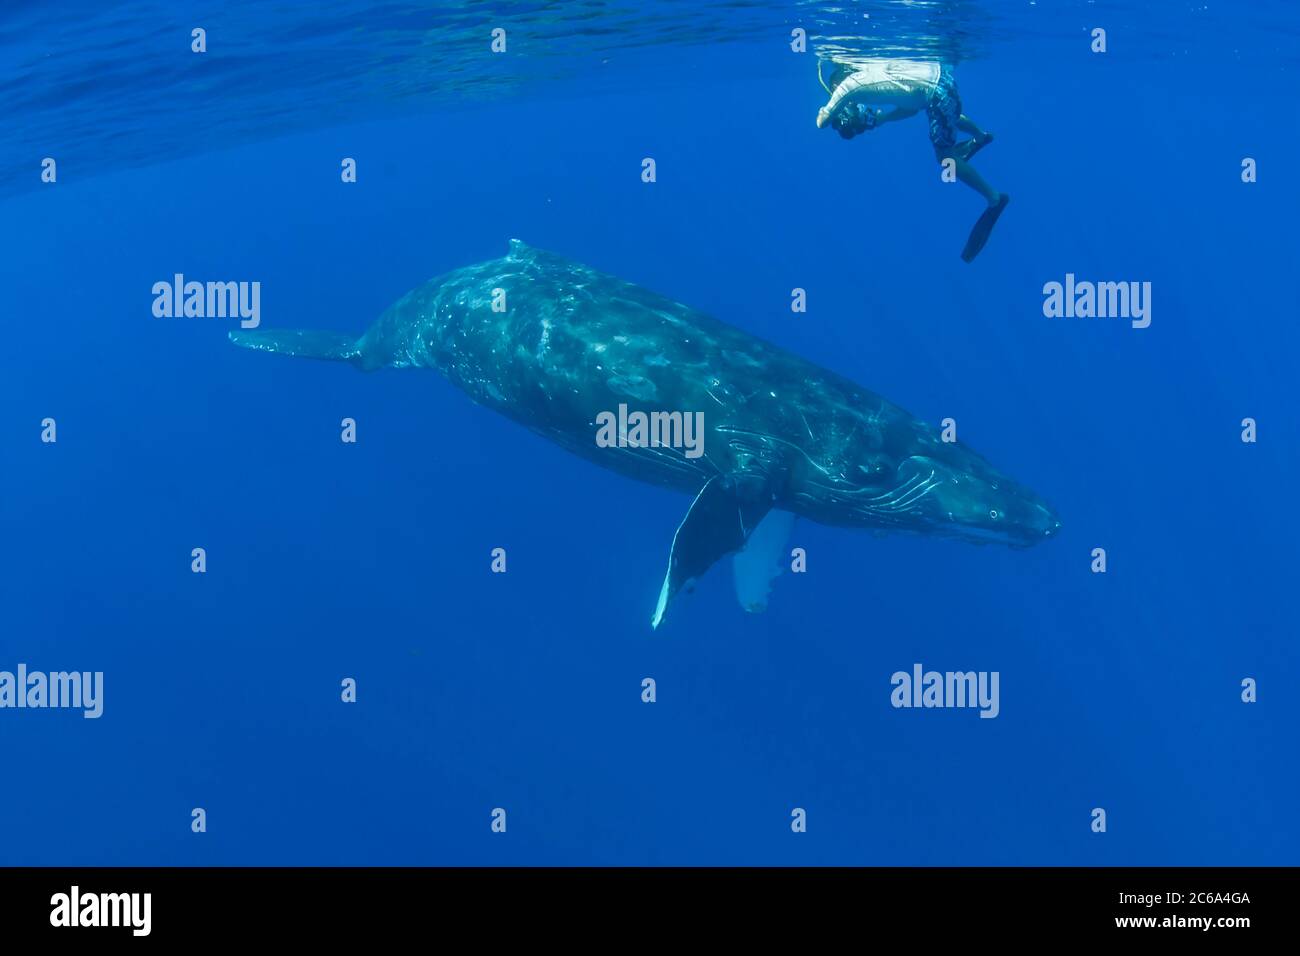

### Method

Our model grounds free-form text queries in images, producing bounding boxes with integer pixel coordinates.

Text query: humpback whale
[231,241,1059,627]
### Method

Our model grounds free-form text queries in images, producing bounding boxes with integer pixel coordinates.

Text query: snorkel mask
[831,102,879,139]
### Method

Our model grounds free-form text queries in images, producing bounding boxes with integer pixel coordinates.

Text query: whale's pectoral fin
[229,329,362,366]
[652,476,772,630]
[732,510,796,615]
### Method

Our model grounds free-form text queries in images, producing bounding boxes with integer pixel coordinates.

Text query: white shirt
[817,59,941,128]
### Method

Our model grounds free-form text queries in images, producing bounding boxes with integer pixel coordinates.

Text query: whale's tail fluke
[229,329,363,366]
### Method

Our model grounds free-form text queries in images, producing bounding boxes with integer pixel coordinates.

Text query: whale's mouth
[939,521,1049,549]
[943,523,1025,547]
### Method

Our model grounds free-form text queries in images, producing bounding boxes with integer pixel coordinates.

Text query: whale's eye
[989,510,1000,519]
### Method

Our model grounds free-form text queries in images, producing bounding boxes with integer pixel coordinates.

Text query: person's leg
[928,72,990,180]
[937,148,1000,206]
[950,139,978,161]
[956,114,985,138]
[929,68,1000,206]
[953,116,993,159]
[928,70,1008,259]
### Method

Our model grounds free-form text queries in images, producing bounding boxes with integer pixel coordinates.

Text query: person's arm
[873,106,919,126]
[816,71,882,127]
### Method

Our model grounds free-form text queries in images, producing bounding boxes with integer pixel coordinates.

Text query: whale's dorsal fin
[652,475,772,630]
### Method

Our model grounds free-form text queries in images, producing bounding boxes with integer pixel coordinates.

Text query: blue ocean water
[2,1,1297,866]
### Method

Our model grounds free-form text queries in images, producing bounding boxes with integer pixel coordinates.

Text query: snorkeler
[815,58,1008,262]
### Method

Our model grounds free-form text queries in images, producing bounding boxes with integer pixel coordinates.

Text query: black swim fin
[961,193,1010,263]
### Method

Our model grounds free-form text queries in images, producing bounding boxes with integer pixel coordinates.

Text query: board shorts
[926,65,962,152]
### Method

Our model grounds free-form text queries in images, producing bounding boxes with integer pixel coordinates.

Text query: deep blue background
[2,3,1297,864]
